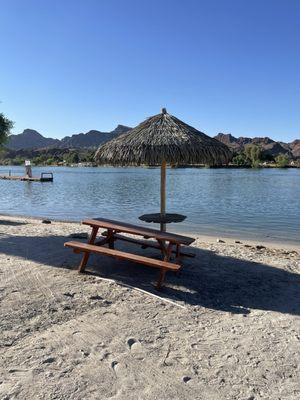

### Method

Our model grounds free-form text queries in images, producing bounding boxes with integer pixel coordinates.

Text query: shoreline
[185,232,300,251]
[1,163,300,169]
[1,213,299,251]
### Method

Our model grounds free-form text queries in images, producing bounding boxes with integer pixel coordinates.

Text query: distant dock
[0,172,53,182]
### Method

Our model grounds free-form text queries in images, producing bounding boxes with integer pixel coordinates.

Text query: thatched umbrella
[95,108,231,230]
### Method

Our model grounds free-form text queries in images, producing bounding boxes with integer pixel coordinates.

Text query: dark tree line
[0,112,13,146]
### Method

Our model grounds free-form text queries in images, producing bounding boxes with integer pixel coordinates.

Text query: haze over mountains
[5,127,300,159]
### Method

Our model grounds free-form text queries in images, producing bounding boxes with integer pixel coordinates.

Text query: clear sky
[1,0,300,142]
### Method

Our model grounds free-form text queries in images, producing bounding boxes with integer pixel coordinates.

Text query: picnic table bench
[64,218,195,289]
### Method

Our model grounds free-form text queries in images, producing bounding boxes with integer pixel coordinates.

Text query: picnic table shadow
[0,232,299,316]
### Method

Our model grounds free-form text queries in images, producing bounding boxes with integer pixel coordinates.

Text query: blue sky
[1,0,300,142]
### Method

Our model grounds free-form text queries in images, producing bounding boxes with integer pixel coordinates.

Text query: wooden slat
[82,218,195,245]
[64,241,181,271]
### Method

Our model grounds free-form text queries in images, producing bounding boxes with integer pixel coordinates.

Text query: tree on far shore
[244,144,262,168]
[0,112,13,147]
[232,152,249,166]
[275,153,289,168]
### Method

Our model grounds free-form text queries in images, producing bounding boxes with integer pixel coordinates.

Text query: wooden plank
[64,241,181,271]
[101,231,195,258]
[0,175,53,182]
[82,218,195,245]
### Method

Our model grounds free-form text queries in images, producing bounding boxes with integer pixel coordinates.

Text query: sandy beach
[0,215,299,399]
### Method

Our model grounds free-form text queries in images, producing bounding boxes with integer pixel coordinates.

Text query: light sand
[0,215,299,399]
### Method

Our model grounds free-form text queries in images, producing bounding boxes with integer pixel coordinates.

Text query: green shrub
[232,153,249,166]
[275,154,289,168]
[244,144,262,167]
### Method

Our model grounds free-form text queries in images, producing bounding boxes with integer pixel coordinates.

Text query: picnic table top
[82,218,195,246]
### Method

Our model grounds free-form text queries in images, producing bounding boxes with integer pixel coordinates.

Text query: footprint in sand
[127,338,144,359]
[111,360,119,370]
[111,360,127,378]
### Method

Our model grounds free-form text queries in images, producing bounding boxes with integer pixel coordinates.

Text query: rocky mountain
[214,133,298,159]
[59,125,131,148]
[213,133,251,151]
[6,125,132,150]
[6,128,299,159]
[7,129,60,150]
[290,140,300,158]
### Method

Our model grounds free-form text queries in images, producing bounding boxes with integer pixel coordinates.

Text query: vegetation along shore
[0,127,299,168]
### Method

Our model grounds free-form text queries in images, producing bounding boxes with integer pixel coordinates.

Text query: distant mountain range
[214,133,300,159]
[6,125,132,150]
[5,127,300,159]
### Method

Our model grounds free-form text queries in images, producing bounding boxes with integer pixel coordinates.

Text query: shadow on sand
[0,219,28,226]
[0,232,299,316]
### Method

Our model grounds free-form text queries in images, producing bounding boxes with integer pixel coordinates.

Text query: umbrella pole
[160,160,166,232]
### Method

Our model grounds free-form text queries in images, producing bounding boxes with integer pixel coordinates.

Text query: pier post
[25,160,32,178]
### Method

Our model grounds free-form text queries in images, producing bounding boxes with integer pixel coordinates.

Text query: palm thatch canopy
[95,109,231,166]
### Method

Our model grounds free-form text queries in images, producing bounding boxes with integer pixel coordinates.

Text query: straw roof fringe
[95,110,232,166]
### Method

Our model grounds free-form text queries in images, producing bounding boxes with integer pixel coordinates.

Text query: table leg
[157,239,167,259]
[176,243,183,262]
[78,226,99,273]
[156,268,166,290]
[165,242,174,261]
[175,244,182,275]
[107,229,115,249]
[155,241,174,289]
[157,240,175,260]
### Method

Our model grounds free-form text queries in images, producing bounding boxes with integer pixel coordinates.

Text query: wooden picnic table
[64,218,195,289]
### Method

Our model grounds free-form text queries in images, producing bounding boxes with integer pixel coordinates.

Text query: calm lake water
[1,166,300,245]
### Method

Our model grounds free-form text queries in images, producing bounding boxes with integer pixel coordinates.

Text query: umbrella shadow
[0,232,299,316]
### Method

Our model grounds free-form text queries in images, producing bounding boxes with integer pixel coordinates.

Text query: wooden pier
[0,172,53,182]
